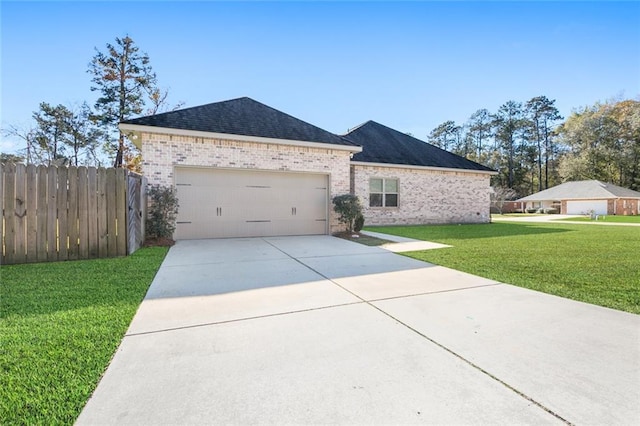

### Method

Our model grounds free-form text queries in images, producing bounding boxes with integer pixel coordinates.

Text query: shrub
[146,185,179,240]
[354,214,365,233]
[544,207,558,214]
[526,208,538,214]
[332,194,363,233]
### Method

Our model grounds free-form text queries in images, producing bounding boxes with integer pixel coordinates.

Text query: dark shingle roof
[343,121,494,172]
[122,97,355,147]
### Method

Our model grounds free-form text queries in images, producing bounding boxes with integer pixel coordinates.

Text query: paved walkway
[78,236,640,425]
[493,214,640,226]
[360,230,451,252]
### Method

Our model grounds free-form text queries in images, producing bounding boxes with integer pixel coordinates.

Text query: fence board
[97,168,108,258]
[47,166,58,261]
[127,173,145,254]
[57,167,69,260]
[4,163,17,264]
[13,164,27,264]
[36,165,48,262]
[0,163,4,264]
[115,169,127,255]
[67,166,79,260]
[105,168,117,257]
[77,167,89,259]
[26,165,37,262]
[3,164,16,264]
[87,167,99,258]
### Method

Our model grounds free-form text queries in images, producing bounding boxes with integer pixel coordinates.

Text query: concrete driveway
[77,236,640,425]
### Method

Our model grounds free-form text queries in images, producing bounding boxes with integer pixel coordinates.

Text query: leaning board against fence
[1,163,146,265]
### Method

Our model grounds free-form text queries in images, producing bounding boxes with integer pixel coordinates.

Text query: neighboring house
[120,97,495,240]
[516,180,640,215]
[343,121,495,226]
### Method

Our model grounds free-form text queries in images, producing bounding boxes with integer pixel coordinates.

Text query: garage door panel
[566,200,607,215]
[174,168,328,239]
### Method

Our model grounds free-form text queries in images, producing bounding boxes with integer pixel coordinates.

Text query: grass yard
[491,213,542,218]
[0,247,168,425]
[557,215,640,223]
[366,222,640,314]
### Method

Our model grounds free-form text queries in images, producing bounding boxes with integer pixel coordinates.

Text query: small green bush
[146,185,179,240]
[354,214,365,233]
[544,207,558,214]
[332,194,363,233]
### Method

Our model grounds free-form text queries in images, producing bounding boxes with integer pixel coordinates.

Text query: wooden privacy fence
[1,163,147,265]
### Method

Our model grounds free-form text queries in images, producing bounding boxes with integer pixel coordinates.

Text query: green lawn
[0,247,168,425]
[491,213,542,218]
[557,215,640,223]
[365,222,640,314]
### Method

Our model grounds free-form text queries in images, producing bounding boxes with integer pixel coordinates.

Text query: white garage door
[174,167,328,239]
[566,200,608,215]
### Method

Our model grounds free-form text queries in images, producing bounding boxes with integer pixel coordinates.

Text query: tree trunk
[114,132,125,168]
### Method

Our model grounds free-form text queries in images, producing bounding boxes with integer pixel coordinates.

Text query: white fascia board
[119,123,362,153]
[350,161,498,176]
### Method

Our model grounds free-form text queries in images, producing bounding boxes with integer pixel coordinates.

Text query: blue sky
[1,1,639,154]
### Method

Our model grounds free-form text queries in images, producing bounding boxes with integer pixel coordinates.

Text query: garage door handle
[217,207,222,216]
[292,207,297,216]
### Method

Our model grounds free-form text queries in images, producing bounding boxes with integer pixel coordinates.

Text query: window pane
[385,194,398,207]
[385,179,398,193]
[370,178,383,192]
[370,193,383,207]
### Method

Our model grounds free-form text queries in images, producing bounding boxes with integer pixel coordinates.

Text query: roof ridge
[120,96,358,147]
[342,120,372,136]
[345,119,495,172]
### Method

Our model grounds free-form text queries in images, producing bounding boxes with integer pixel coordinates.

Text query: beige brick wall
[352,164,492,225]
[140,132,353,233]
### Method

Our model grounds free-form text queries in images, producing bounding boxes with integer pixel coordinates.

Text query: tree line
[3,35,638,196]
[427,96,640,196]
[1,35,182,170]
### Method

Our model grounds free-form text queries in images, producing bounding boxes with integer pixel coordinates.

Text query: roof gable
[122,97,355,147]
[518,180,640,201]
[343,121,494,172]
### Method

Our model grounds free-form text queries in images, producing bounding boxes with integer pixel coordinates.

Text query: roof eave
[351,160,497,175]
[119,123,362,153]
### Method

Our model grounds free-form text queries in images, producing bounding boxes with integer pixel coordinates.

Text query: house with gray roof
[516,180,640,216]
[121,97,496,239]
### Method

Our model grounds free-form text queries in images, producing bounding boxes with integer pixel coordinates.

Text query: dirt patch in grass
[334,231,392,246]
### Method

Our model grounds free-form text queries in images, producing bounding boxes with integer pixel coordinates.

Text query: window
[370,178,398,207]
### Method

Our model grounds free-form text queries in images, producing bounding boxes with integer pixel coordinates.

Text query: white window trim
[369,177,399,208]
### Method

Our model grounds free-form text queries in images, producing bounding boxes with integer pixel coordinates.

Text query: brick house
[120,97,495,239]
[344,121,494,226]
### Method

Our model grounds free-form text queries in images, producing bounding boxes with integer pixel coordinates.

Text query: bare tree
[490,186,518,214]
